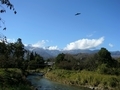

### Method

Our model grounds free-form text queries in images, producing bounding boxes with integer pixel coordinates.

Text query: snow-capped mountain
[25,45,120,59]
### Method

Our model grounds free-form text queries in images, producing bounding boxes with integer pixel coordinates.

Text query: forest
[54,48,120,75]
[0,38,45,89]
[0,38,45,70]
[45,48,120,90]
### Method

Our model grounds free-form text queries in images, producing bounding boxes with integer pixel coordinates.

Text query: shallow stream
[27,74,92,90]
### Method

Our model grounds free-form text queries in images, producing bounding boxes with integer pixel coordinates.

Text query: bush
[0,68,32,89]
[107,77,118,87]
[97,64,109,74]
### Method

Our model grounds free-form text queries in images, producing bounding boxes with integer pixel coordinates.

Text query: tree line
[54,48,120,75]
[0,38,120,75]
[0,38,45,71]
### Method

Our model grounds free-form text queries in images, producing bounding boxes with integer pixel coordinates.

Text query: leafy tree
[12,38,25,69]
[14,38,24,59]
[5,42,14,58]
[28,60,38,70]
[35,54,44,63]
[0,38,45,69]
[35,53,44,67]
[55,53,65,69]
[64,54,78,70]
[30,51,34,60]
[25,51,30,61]
[0,44,15,69]
[0,54,7,68]
[116,57,120,63]
[0,41,9,68]
[98,47,113,67]
[84,54,98,71]
[0,0,17,30]
[0,41,6,54]
[97,64,109,74]
[55,53,79,70]
[55,53,65,63]
[27,52,45,69]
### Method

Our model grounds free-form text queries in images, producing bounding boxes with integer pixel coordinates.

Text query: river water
[27,74,92,90]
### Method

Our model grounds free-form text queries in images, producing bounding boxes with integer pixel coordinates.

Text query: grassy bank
[0,85,32,90]
[45,69,120,90]
[0,68,33,90]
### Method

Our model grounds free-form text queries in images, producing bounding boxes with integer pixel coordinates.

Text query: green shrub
[0,68,32,89]
[0,84,32,90]
[107,77,118,87]
[46,69,120,89]
[97,64,109,74]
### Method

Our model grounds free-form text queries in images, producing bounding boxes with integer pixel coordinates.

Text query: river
[27,74,92,90]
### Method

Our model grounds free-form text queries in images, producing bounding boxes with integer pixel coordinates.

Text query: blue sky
[0,0,120,51]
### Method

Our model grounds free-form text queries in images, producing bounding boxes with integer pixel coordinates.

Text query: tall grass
[0,84,32,90]
[45,69,120,90]
[0,68,33,90]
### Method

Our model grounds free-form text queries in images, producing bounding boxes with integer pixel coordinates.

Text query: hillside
[25,46,120,59]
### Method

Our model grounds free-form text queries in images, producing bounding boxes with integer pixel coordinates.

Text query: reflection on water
[27,75,92,90]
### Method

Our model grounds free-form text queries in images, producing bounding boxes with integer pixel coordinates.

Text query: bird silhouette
[75,13,81,16]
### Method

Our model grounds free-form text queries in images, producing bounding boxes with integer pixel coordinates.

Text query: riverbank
[0,68,34,90]
[45,69,120,90]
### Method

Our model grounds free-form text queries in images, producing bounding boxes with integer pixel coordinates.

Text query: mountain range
[25,45,120,59]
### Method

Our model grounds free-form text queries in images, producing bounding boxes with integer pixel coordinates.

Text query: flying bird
[75,13,81,16]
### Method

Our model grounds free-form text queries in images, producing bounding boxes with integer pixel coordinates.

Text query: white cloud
[26,40,59,50]
[24,40,59,50]
[32,40,46,48]
[47,46,59,50]
[7,38,16,43]
[109,43,113,47]
[64,37,104,50]
[24,44,28,47]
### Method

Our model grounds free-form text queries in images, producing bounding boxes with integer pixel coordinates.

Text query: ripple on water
[27,75,92,90]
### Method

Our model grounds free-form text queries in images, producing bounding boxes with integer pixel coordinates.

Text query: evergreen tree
[30,51,34,60]
[56,53,65,63]
[98,47,113,67]
[14,38,24,59]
